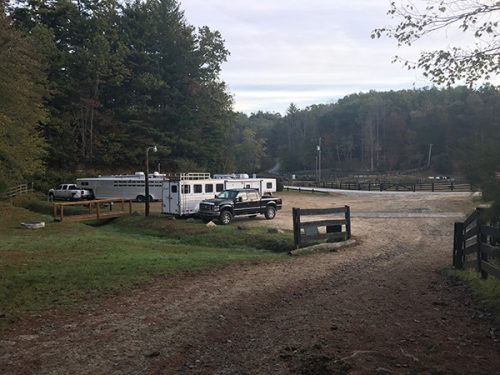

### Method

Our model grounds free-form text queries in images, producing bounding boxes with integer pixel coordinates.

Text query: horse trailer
[162,174,277,216]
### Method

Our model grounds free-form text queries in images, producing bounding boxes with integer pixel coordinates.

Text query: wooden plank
[463,243,478,256]
[300,207,347,215]
[61,212,129,222]
[302,232,346,241]
[481,225,500,237]
[463,211,478,227]
[482,244,500,259]
[301,219,347,228]
[481,262,500,279]
[463,260,477,270]
[464,226,478,240]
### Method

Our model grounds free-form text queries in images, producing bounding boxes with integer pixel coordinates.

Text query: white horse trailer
[162,174,277,216]
[77,172,168,201]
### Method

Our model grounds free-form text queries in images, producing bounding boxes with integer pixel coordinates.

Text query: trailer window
[245,184,251,188]
[205,184,213,193]
[171,185,178,193]
[267,182,273,189]
[80,181,89,186]
[182,185,190,194]
[194,184,202,194]
[216,184,224,192]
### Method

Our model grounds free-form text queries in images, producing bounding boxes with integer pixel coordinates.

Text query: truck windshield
[217,190,238,199]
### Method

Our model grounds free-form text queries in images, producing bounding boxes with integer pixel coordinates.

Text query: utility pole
[145,145,157,216]
[427,144,433,167]
[317,137,322,185]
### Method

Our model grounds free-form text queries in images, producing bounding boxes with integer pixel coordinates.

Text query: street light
[145,145,157,216]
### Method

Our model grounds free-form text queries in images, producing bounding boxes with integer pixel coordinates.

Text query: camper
[77,172,168,201]
[162,173,277,216]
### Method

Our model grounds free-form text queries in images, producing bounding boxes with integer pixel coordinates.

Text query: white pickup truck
[48,184,93,201]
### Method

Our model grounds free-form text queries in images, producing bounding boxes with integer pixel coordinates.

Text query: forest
[1,0,499,202]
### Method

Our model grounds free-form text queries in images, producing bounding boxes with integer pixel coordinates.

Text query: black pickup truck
[198,188,282,225]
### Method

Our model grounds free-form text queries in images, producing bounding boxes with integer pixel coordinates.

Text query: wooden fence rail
[289,180,474,192]
[53,198,133,222]
[2,183,34,199]
[454,208,500,279]
[292,206,351,249]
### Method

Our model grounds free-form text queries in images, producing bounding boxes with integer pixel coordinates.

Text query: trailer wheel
[136,195,145,202]
[219,210,233,225]
[264,206,276,220]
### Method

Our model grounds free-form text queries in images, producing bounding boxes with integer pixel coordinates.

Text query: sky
[178,0,471,114]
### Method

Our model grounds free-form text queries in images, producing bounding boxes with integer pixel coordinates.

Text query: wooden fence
[453,208,500,279]
[290,180,473,192]
[292,206,351,249]
[2,183,34,199]
[53,198,133,222]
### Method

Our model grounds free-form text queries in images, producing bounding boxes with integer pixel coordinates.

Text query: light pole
[145,145,157,216]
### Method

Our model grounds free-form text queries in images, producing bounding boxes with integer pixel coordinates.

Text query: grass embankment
[446,268,500,324]
[0,195,292,329]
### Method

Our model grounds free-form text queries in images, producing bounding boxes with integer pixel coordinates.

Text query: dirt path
[2,191,500,374]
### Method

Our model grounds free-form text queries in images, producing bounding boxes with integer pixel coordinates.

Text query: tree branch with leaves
[372,0,500,85]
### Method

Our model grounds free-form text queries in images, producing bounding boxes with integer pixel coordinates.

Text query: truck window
[205,184,213,193]
[56,185,63,190]
[267,182,273,189]
[237,192,248,202]
[248,192,259,201]
[194,184,202,194]
[182,185,190,194]
[171,185,178,193]
[216,184,224,192]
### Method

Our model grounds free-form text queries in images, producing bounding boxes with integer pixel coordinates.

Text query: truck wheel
[264,206,276,220]
[219,210,233,225]
[48,193,54,201]
[136,195,145,202]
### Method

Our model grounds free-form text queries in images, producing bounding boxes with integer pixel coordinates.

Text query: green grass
[0,199,290,328]
[445,268,500,324]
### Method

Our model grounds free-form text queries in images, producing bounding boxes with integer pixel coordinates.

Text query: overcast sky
[178,0,464,114]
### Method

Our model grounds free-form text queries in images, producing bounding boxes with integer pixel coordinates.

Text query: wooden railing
[53,198,133,222]
[2,183,34,199]
[454,208,500,279]
[292,206,351,249]
[287,180,474,192]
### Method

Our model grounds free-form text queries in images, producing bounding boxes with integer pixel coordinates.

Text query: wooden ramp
[53,199,133,222]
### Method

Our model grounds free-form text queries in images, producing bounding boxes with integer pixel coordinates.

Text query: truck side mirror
[238,197,242,202]
[214,194,217,199]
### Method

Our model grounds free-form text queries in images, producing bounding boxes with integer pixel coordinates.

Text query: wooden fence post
[453,222,464,268]
[345,205,351,240]
[475,208,487,278]
[292,208,301,249]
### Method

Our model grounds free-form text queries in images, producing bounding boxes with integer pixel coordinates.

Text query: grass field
[0,195,292,329]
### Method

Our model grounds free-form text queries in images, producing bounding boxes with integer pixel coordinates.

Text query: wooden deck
[53,199,133,222]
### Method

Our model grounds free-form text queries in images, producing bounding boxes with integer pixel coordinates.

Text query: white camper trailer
[77,172,168,201]
[162,174,277,216]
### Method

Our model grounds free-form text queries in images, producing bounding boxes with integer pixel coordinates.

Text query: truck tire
[48,193,54,201]
[219,210,233,225]
[264,205,276,220]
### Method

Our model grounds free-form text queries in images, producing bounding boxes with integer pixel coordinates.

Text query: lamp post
[145,145,157,216]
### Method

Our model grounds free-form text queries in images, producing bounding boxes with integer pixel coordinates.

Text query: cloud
[179,0,476,114]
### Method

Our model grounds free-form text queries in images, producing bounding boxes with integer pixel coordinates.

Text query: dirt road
[2,191,500,374]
